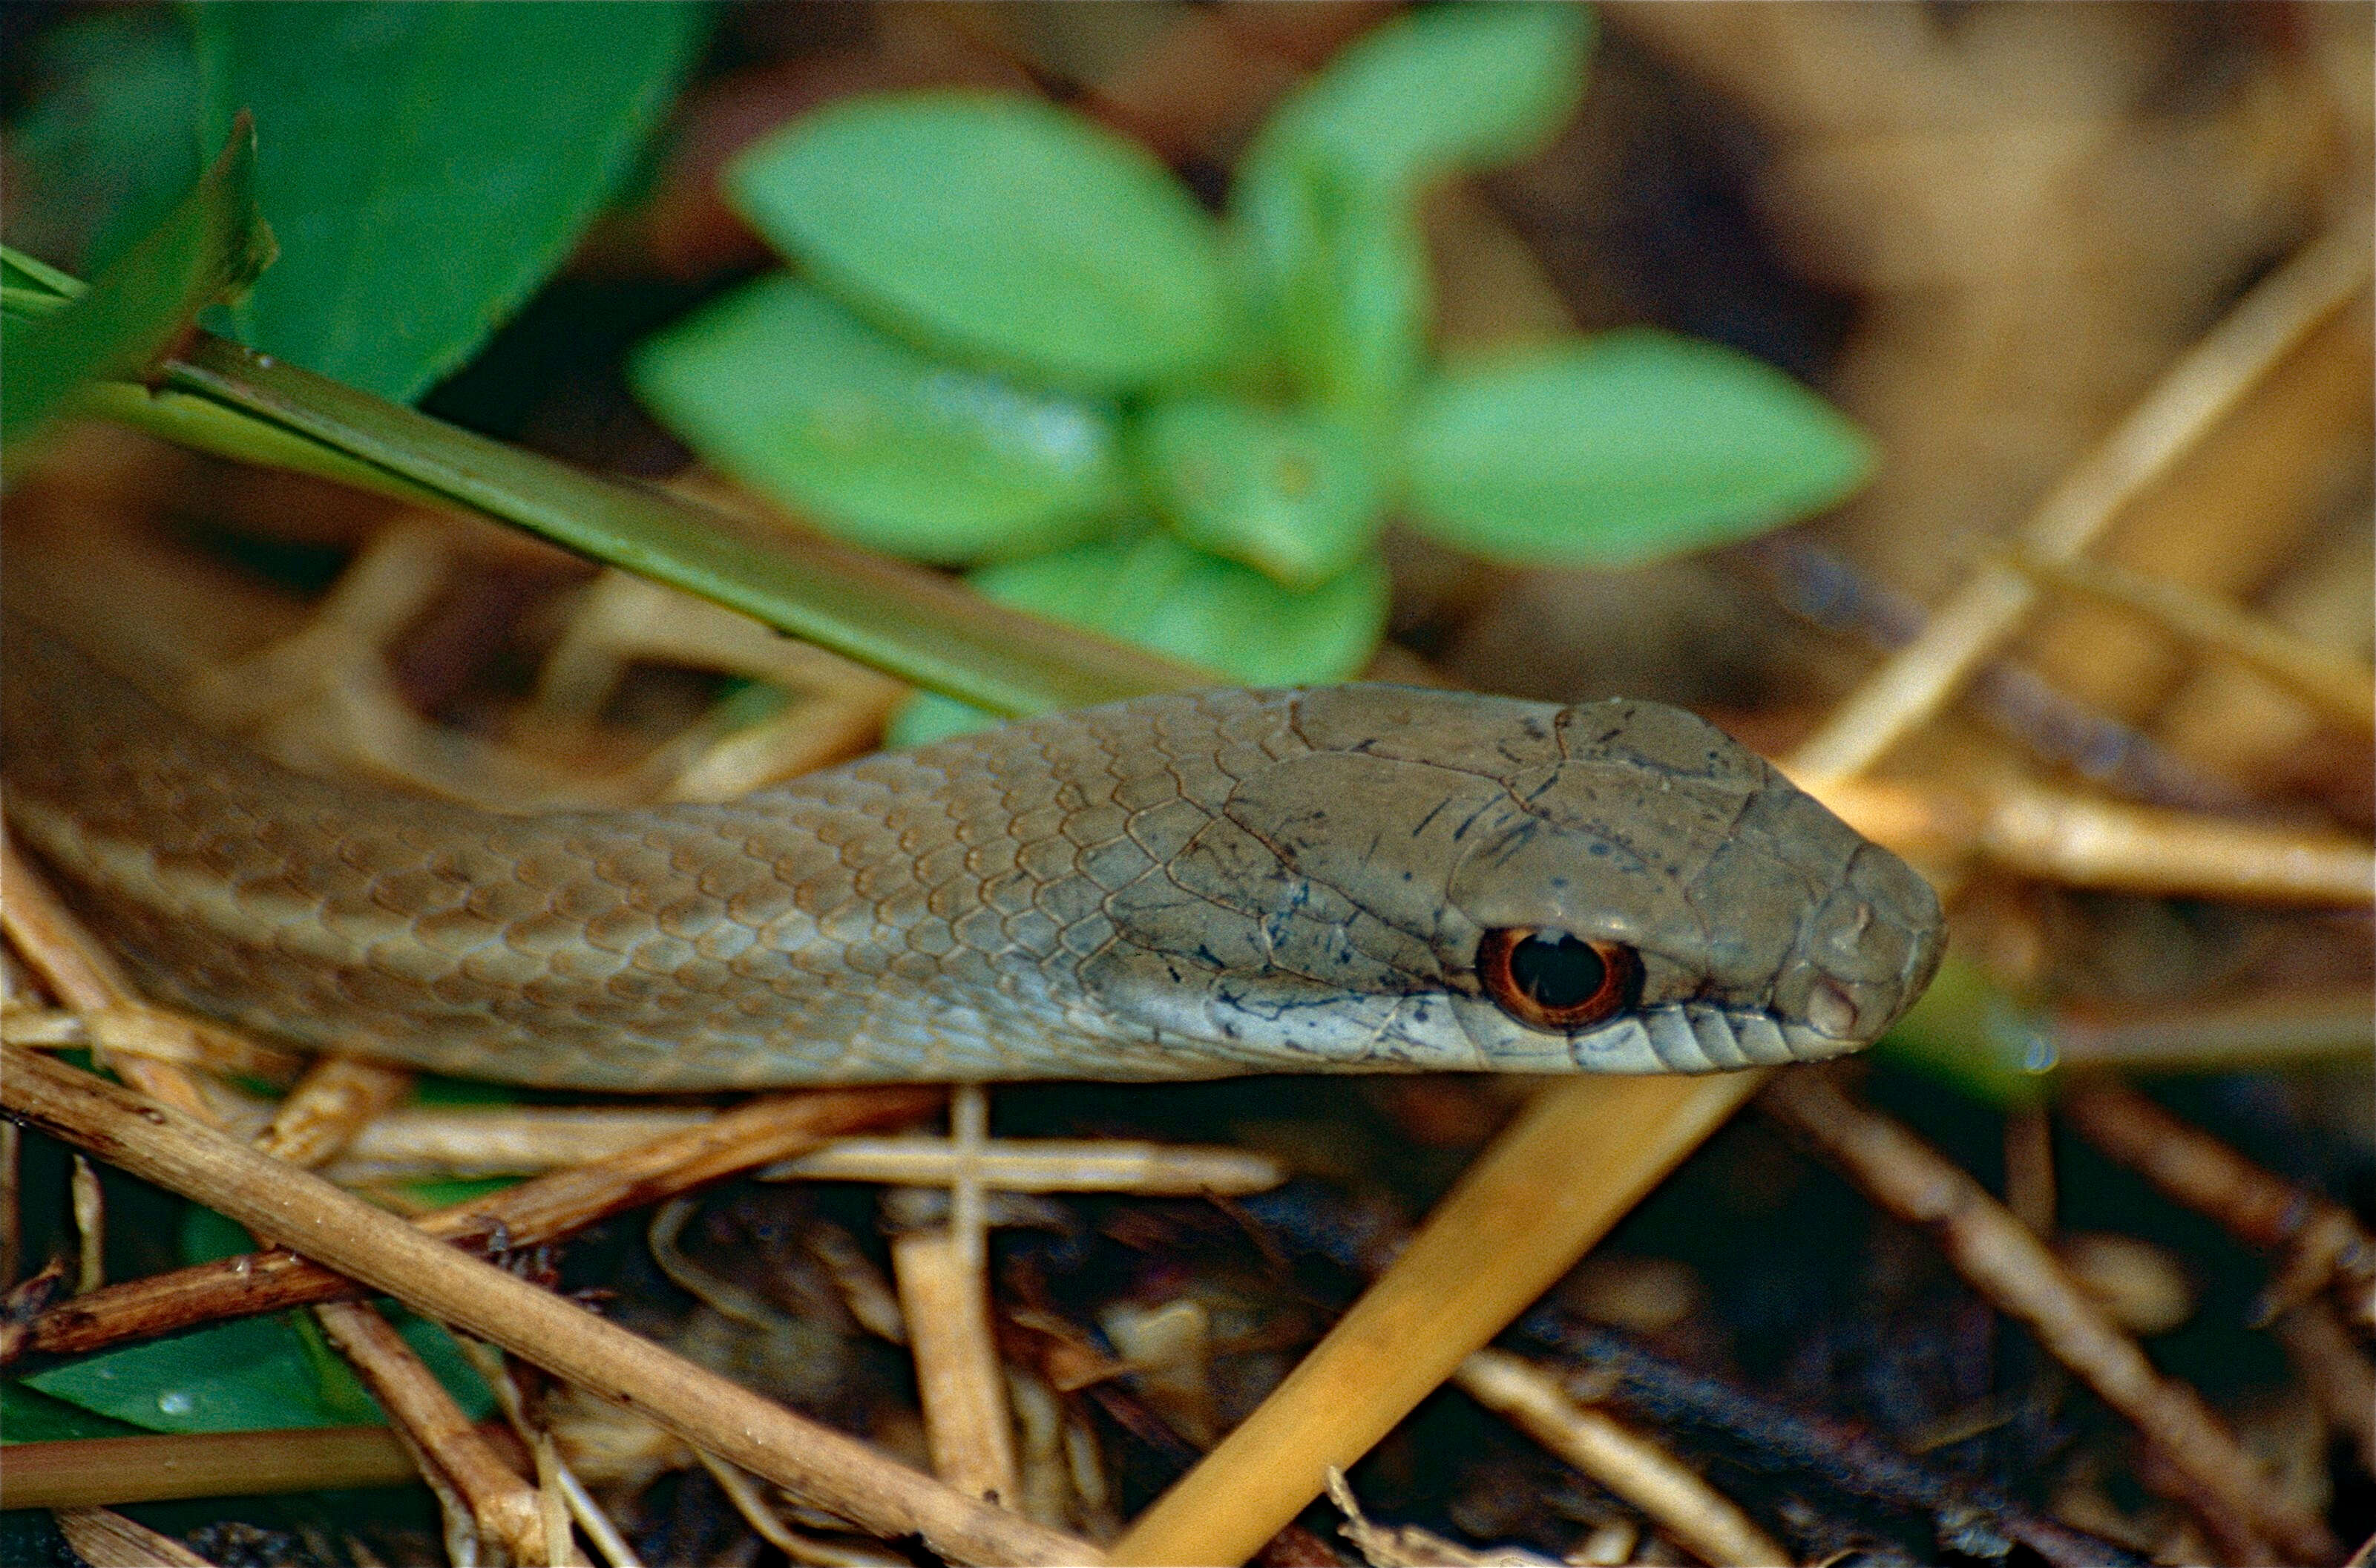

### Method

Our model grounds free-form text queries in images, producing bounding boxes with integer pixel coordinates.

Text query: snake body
[1,620,1942,1089]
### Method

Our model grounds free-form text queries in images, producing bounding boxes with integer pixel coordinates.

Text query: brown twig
[0,1047,1103,1564]
[1454,1348,1789,1568]
[314,1298,555,1563]
[14,1083,939,1362]
[1762,1069,2334,1564]
[2061,1079,2376,1328]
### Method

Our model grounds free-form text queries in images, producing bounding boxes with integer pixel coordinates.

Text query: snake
[1,616,1943,1089]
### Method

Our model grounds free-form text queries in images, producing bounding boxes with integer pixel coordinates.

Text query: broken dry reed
[0,1049,1102,1565]
[459,1334,641,1568]
[68,1152,101,1295]
[1762,1069,2335,1564]
[769,1135,1287,1194]
[1455,1348,1789,1568]
[894,1227,1021,1507]
[1109,1072,1766,1567]
[52,1508,217,1568]
[254,1055,413,1169]
[1788,218,2372,781]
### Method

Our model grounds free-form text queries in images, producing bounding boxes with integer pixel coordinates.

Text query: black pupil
[1509,933,1604,1009]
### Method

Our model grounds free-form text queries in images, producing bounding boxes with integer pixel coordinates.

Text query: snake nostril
[1806,978,1860,1040]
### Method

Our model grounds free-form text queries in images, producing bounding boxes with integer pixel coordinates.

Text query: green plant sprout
[630,2,1875,744]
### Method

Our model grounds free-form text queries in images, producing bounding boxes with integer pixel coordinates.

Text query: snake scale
[1,617,1943,1089]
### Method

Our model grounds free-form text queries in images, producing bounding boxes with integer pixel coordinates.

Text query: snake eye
[1477,928,1638,1031]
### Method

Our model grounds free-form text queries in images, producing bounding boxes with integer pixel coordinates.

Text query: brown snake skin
[1,618,1943,1088]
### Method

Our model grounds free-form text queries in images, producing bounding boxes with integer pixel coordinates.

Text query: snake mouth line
[1578,1003,1864,1072]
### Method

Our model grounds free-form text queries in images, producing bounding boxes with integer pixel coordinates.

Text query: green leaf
[1232,159,1430,421]
[193,1,704,402]
[634,276,1125,563]
[1,1385,148,1445]
[1,116,273,459]
[1230,4,1592,419]
[891,531,1388,744]
[730,91,1233,391]
[1404,329,1876,567]
[25,1308,492,1434]
[1258,2,1594,192]
[1137,396,1384,588]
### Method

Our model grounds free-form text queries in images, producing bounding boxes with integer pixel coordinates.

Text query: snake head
[1093,686,1944,1075]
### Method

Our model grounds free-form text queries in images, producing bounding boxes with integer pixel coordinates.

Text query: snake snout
[1795,844,1946,1045]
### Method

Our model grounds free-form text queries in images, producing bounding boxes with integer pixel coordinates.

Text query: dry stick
[1788,219,2372,782]
[18,1083,941,1361]
[1762,1070,2334,1566]
[1454,1348,1788,1568]
[52,1508,217,1568]
[0,1428,420,1508]
[0,1049,1101,1567]
[1109,1072,1763,1567]
[2061,1079,2376,1328]
[309,1105,1287,1192]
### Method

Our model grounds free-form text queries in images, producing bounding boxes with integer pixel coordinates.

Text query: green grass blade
[163,331,1212,715]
